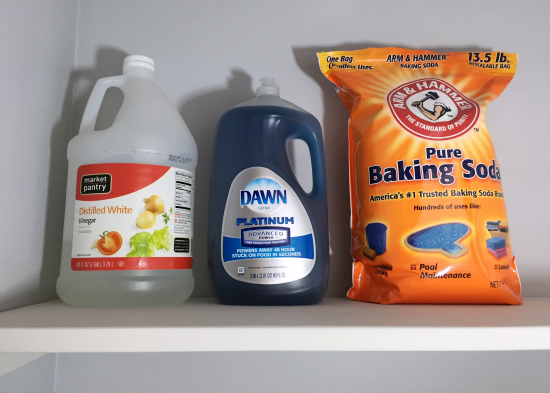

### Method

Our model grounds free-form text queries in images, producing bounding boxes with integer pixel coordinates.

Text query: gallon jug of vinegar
[208,78,329,305]
[57,55,197,307]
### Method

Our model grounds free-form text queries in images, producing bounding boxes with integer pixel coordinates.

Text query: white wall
[0,0,78,311]
[74,0,550,297]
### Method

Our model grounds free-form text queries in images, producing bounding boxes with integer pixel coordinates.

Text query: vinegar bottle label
[71,163,194,271]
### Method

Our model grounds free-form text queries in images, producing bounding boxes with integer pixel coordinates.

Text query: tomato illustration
[97,231,123,255]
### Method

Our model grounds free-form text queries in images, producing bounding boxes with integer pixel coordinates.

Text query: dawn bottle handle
[79,76,125,135]
[286,119,327,200]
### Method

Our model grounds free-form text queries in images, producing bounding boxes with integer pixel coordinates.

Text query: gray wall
[0,0,77,311]
[2,351,550,393]
[50,351,550,393]
[2,0,549,308]
[0,354,56,393]
[74,0,550,297]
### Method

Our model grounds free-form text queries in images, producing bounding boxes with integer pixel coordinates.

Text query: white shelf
[0,297,549,353]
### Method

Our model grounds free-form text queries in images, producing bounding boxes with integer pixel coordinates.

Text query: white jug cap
[123,55,155,72]
[256,77,280,97]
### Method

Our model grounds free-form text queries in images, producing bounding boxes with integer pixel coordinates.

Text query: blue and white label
[221,167,315,284]
[241,226,290,247]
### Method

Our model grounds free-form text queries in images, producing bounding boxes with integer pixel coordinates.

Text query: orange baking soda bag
[318,48,522,304]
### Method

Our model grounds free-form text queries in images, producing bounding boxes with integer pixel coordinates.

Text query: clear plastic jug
[57,55,197,307]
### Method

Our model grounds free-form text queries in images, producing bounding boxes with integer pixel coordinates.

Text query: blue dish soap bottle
[208,77,329,305]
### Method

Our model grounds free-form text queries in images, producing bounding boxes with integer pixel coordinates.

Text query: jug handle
[287,121,327,199]
[79,76,125,135]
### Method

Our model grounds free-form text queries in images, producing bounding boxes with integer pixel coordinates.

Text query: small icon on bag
[238,267,244,275]
[118,261,124,267]
[410,264,417,270]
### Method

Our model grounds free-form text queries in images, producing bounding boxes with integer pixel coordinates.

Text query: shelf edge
[1,325,549,353]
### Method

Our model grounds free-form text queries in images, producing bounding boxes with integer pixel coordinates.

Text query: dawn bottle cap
[256,77,280,97]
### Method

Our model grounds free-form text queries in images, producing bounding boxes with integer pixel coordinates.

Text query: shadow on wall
[292,43,367,297]
[35,47,128,310]
[178,70,255,297]
[292,42,492,297]
[71,48,129,134]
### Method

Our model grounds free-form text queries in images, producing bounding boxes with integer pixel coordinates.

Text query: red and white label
[387,78,479,140]
[71,163,194,271]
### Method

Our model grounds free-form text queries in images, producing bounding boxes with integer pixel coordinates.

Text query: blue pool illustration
[405,223,470,257]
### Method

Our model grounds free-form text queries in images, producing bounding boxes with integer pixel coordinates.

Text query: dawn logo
[240,178,287,213]
[388,78,480,140]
